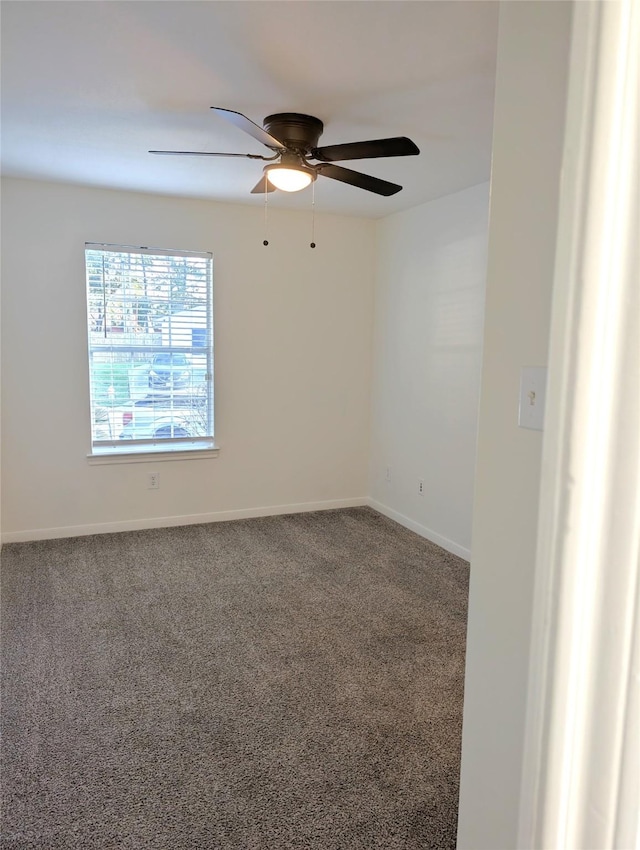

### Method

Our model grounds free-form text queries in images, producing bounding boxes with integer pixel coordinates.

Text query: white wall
[369,183,489,559]
[0,178,375,539]
[457,3,573,848]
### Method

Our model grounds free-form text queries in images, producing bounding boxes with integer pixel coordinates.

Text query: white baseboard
[367,498,471,561]
[1,497,369,544]
[3,498,471,560]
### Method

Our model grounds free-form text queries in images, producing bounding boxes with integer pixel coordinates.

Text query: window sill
[87,443,219,465]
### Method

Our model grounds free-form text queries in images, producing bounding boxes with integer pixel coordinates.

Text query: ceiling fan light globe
[266,166,314,192]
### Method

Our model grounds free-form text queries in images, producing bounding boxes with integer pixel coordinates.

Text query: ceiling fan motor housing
[263,113,324,152]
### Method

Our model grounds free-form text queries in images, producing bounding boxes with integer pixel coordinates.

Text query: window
[85,244,214,457]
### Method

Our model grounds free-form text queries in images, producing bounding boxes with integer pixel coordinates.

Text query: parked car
[148,352,192,389]
[117,393,207,440]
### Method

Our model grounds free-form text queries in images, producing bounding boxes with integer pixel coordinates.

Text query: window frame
[85,243,217,461]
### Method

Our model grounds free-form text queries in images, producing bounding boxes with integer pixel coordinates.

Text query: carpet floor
[1,507,469,849]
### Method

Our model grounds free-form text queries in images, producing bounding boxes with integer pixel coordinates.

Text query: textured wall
[457,2,573,847]
[0,179,375,538]
[369,183,489,558]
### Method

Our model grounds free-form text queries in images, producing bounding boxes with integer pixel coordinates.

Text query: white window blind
[85,244,214,456]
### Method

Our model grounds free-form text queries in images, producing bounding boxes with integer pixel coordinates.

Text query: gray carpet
[1,507,469,849]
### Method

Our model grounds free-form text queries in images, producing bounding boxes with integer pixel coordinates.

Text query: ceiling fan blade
[312,136,419,163]
[211,107,286,151]
[149,150,273,160]
[250,175,277,194]
[316,164,402,196]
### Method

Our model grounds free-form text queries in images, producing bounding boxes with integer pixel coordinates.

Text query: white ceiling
[0,1,498,219]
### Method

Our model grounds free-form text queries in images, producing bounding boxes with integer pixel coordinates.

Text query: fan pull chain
[310,180,316,249]
[263,182,269,246]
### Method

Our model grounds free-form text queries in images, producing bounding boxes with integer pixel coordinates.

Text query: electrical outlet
[418,479,424,496]
[148,472,160,490]
[386,466,392,482]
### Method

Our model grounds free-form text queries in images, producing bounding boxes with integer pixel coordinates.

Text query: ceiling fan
[150,108,420,196]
